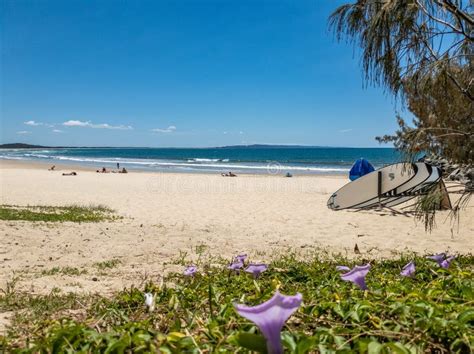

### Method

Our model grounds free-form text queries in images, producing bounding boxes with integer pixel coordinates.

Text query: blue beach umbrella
[349,158,375,181]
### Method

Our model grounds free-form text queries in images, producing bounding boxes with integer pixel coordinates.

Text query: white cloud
[24,120,42,126]
[52,129,63,133]
[93,123,133,130]
[17,130,31,135]
[24,120,56,128]
[223,131,228,135]
[62,120,132,130]
[338,129,353,133]
[63,120,90,127]
[239,131,244,135]
[151,125,176,133]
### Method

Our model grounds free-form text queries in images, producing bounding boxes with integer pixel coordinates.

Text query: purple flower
[340,264,371,290]
[427,253,446,265]
[245,263,268,278]
[400,261,415,277]
[427,253,455,268]
[234,254,247,263]
[336,265,351,272]
[228,261,244,272]
[183,265,197,276]
[234,291,302,354]
[440,256,455,269]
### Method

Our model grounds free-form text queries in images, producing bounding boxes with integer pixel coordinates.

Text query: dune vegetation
[1,253,472,353]
[0,204,118,223]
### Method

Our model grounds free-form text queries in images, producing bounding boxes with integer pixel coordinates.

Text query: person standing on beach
[117,162,120,170]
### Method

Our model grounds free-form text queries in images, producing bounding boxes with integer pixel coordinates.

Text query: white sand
[0,160,473,295]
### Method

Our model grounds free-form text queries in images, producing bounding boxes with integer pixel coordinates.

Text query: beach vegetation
[329,0,473,229]
[195,243,209,256]
[93,258,122,270]
[0,204,119,223]
[1,253,472,352]
[169,250,189,265]
[41,266,88,277]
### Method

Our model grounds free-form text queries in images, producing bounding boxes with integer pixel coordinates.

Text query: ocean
[0,147,399,175]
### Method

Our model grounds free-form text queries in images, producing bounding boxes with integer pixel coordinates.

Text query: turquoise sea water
[0,147,400,174]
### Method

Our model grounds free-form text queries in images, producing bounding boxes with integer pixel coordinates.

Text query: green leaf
[382,342,410,354]
[457,309,474,324]
[281,332,296,352]
[167,332,187,342]
[235,332,267,353]
[295,336,317,354]
[367,340,383,354]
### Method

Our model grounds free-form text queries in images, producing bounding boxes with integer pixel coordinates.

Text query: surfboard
[353,162,434,209]
[327,163,443,210]
[382,164,441,208]
[327,163,417,210]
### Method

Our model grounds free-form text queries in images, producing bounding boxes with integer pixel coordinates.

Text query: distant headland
[0,143,55,149]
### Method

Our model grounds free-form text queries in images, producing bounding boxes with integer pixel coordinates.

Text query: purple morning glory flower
[245,263,268,278]
[440,256,455,269]
[234,291,302,354]
[400,261,415,277]
[340,264,371,290]
[183,265,197,276]
[336,265,351,272]
[427,253,455,268]
[427,253,446,265]
[228,261,244,272]
[234,254,247,263]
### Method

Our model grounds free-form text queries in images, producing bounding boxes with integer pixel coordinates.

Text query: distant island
[0,143,54,149]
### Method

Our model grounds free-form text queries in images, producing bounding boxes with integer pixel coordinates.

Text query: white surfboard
[327,163,417,210]
[382,164,441,208]
[353,162,433,209]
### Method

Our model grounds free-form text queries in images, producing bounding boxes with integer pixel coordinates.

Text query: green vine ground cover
[1,254,473,353]
[0,204,118,223]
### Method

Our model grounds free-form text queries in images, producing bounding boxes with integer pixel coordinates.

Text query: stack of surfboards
[327,162,442,210]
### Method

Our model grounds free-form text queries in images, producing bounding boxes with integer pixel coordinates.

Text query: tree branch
[436,0,474,27]
[422,37,474,101]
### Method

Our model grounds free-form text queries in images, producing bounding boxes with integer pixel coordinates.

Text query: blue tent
[349,158,375,181]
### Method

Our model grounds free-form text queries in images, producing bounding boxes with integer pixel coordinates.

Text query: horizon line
[0,142,394,149]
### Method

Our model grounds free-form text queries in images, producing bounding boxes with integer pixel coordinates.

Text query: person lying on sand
[119,167,128,173]
[221,171,237,177]
[48,165,56,171]
[62,172,77,176]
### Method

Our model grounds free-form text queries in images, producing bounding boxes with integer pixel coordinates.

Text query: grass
[93,259,122,270]
[0,204,119,222]
[41,266,88,276]
[0,254,473,352]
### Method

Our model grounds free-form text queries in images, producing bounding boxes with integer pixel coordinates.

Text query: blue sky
[1,0,402,147]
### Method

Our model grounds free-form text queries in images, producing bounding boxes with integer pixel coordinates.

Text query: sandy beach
[1,160,473,296]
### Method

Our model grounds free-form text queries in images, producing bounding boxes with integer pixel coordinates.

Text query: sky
[1,0,404,148]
